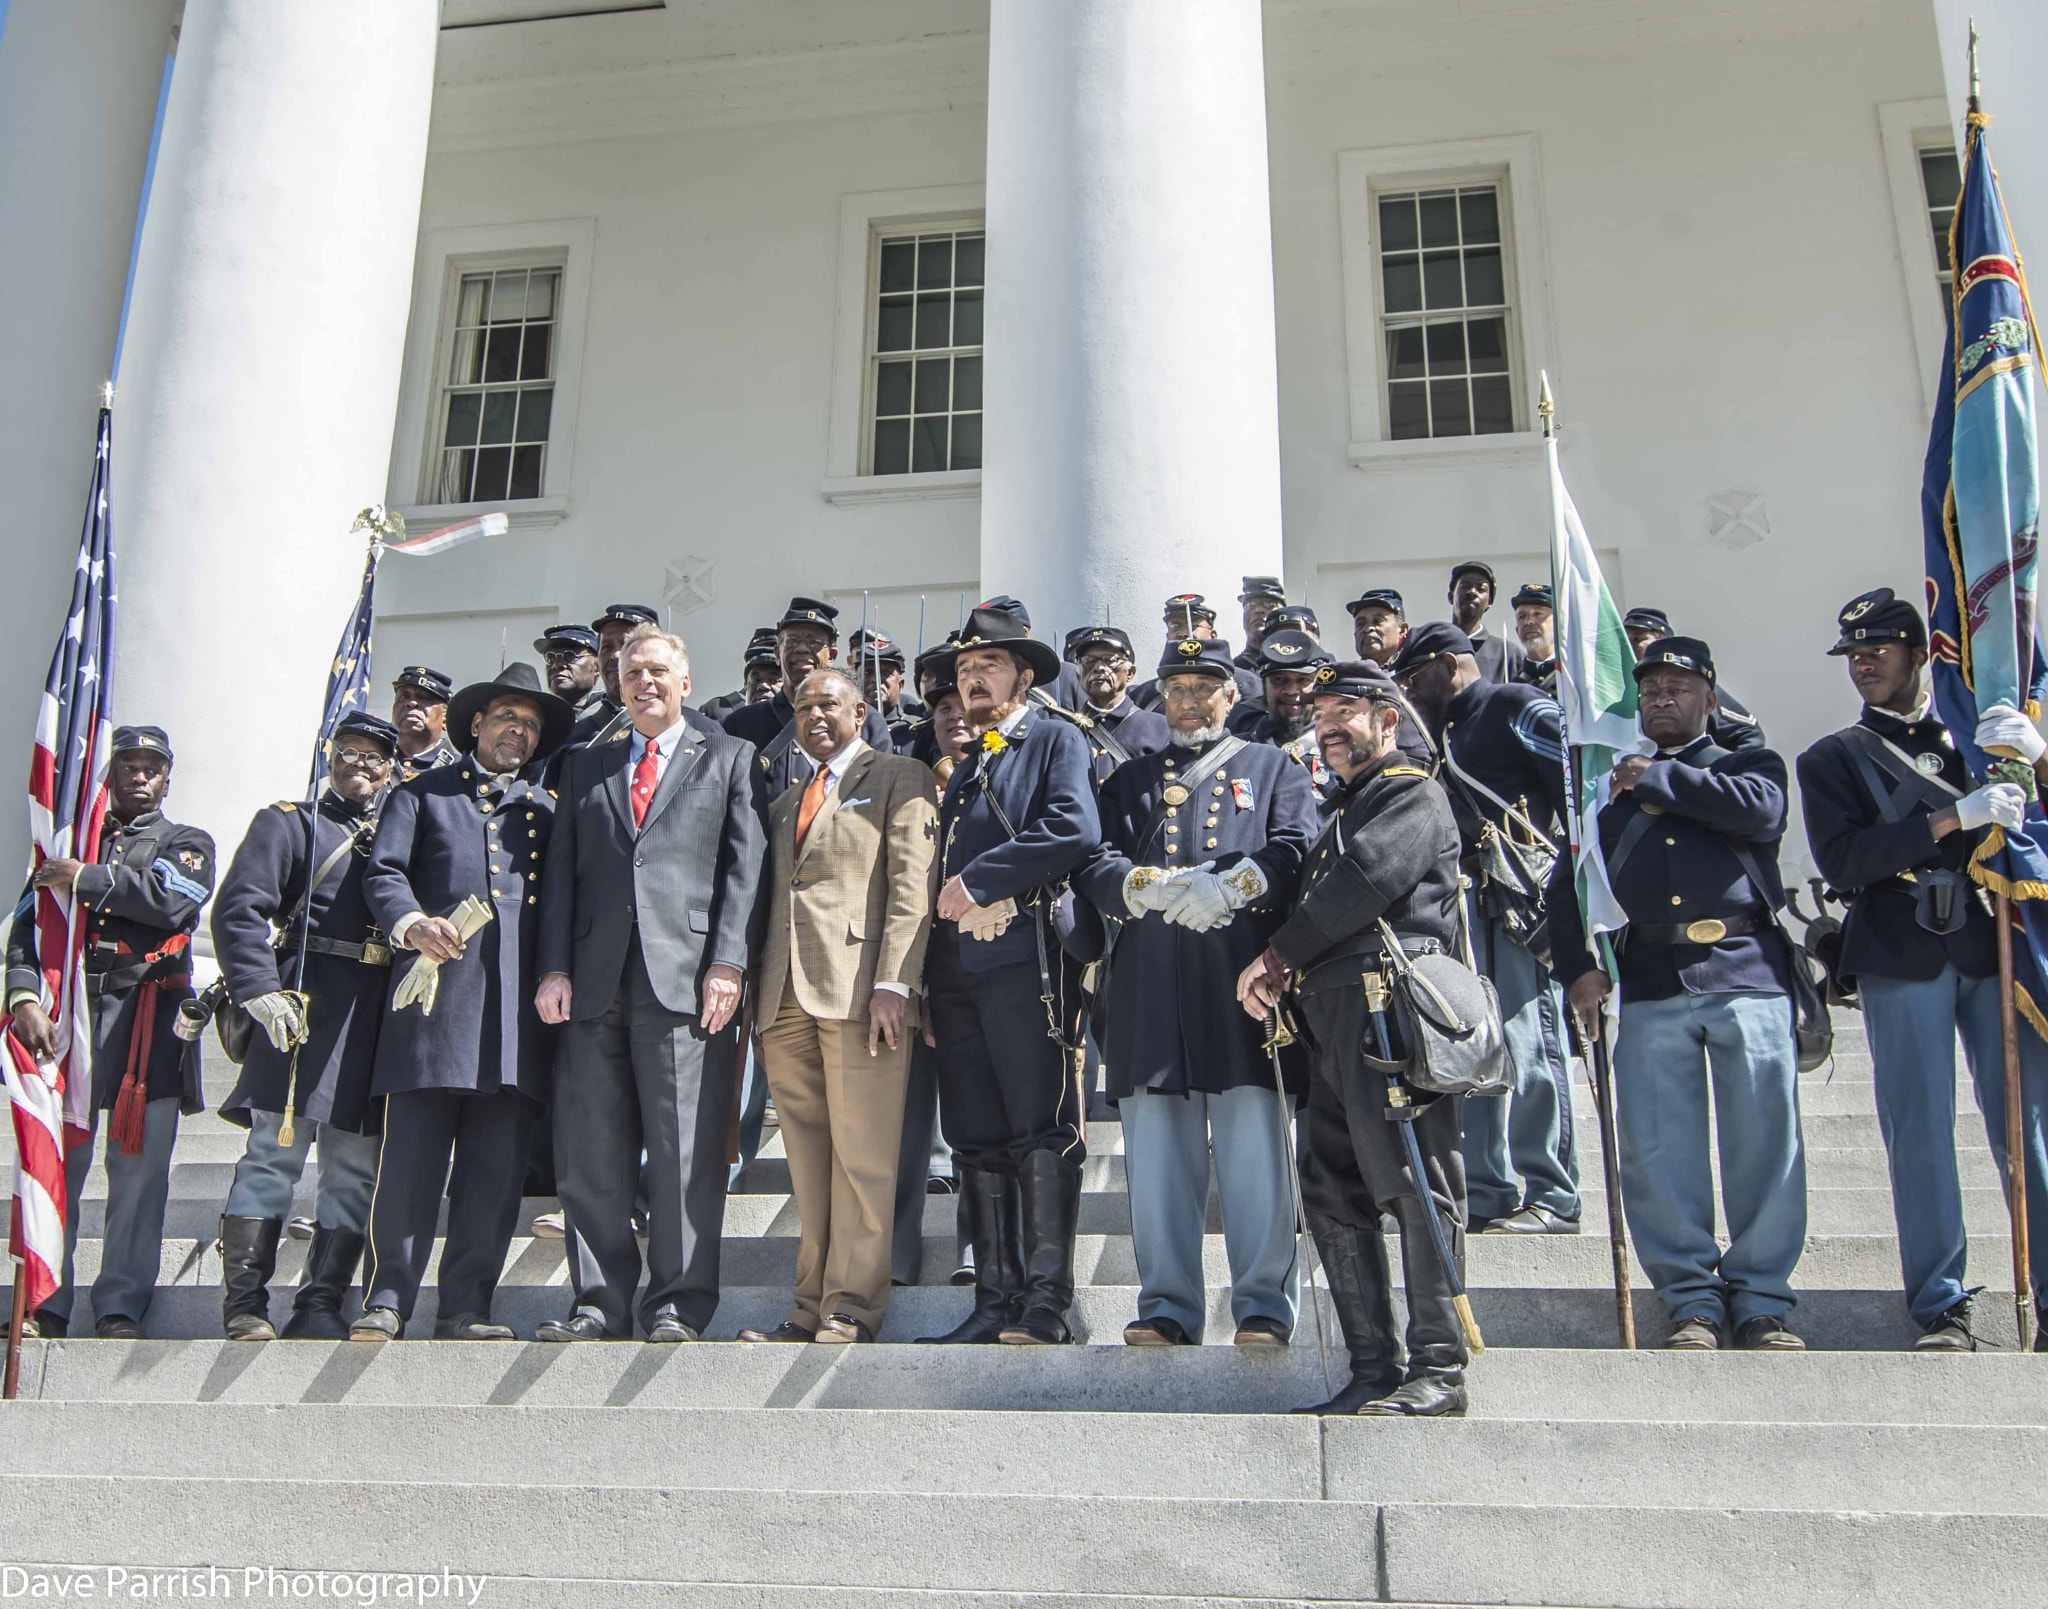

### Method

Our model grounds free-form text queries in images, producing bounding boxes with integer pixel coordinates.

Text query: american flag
[307,537,380,797]
[6,406,118,1318]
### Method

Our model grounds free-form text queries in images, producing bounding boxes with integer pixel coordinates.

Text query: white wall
[391,0,1948,868]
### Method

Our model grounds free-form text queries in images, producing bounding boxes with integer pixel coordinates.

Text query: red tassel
[109,1069,147,1157]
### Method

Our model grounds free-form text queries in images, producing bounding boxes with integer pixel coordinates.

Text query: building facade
[0,0,2042,881]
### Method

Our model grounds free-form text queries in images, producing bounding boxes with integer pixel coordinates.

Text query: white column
[0,0,179,860]
[113,0,437,852]
[980,0,1284,648]
[1933,2,2048,253]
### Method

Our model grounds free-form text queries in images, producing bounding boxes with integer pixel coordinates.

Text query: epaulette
[272,801,299,813]
[1040,702,1095,731]
[1717,703,1758,727]
[1380,765,1430,779]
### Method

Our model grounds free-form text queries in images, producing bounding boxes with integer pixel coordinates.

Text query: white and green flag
[1543,377,1643,975]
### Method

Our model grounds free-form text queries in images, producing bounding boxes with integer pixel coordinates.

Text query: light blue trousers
[45,1096,179,1326]
[1613,991,1807,1330]
[1464,907,1579,1221]
[1120,1085,1299,1339]
[224,1109,380,1232]
[1861,967,2048,1327]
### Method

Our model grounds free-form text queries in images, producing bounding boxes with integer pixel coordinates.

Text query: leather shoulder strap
[1134,736,1248,855]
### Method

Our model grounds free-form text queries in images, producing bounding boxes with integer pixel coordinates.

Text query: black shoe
[1123,1316,1194,1346]
[1294,1369,1405,1415]
[348,1306,402,1343]
[813,1314,873,1344]
[998,1148,1081,1346]
[24,1310,66,1340]
[1914,1298,1980,1353]
[434,1313,516,1341]
[94,1314,144,1340]
[535,1312,614,1343]
[918,1167,1024,1344]
[1666,1315,1723,1351]
[1233,1316,1292,1347]
[281,1226,365,1341]
[926,1175,958,1196]
[219,1214,283,1341]
[1481,1204,1581,1235]
[1735,1314,1806,1352]
[285,1216,316,1242]
[737,1321,816,1343]
[1360,1372,1468,1417]
[645,1316,699,1343]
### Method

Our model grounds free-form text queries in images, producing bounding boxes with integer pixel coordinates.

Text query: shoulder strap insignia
[272,800,299,813]
[1380,765,1430,779]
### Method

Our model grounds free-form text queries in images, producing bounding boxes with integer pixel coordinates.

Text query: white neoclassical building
[1,0,2042,873]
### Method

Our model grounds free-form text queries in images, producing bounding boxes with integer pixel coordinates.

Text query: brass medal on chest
[1161,783,1190,807]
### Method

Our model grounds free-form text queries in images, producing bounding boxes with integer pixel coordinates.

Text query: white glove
[961,897,1017,941]
[393,896,494,1015]
[1215,859,1269,910]
[1956,781,2028,833]
[245,991,307,1053]
[1162,871,1235,932]
[1975,703,2047,765]
[1121,864,1184,917]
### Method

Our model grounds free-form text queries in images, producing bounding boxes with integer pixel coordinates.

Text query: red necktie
[631,738,659,827]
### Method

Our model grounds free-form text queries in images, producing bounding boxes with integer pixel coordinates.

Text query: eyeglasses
[332,746,393,769]
[543,647,589,663]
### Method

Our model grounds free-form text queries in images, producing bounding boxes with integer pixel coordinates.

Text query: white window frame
[1879,98,1963,414]
[389,217,597,535]
[823,183,986,507]
[1337,135,1556,472]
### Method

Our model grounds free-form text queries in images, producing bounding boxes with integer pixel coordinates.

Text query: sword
[1363,967,1484,1355]
[1263,1003,1331,1399]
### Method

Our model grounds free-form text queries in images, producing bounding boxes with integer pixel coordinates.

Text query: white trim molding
[388,215,597,529]
[1878,97,1961,413]
[822,182,985,505]
[1336,133,1556,473]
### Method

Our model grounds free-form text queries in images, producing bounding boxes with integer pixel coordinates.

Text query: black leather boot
[1294,1215,1404,1413]
[1360,1194,1468,1417]
[1000,1149,1083,1345]
[281,1227,366,1340]
[220,1216,284,1341]
[917,1167,1022,1343]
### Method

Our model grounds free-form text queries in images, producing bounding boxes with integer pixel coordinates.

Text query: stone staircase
[2,1011,2042,1607]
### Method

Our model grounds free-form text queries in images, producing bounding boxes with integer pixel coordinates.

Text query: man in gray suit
[533,624,766,1341]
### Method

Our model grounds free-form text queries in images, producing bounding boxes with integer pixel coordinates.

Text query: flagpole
[4,1256,25,1400]
[1543,376,1635,1350]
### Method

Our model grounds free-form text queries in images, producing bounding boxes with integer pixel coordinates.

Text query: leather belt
[279,934,392,967]
[1630,910,1766,946]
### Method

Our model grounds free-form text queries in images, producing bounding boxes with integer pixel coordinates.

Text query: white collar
[807,735,866,783]
[631,718,689,758]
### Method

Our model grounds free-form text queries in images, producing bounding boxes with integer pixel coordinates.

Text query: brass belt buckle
[362,937,392,967]
[1684,918,1727,944]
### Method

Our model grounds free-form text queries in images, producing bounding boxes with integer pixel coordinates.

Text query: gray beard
[1170,721,1229,749]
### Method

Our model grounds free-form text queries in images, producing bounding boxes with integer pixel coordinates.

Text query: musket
[1364,967,1484,1355]
[1263,1004,1331,1399]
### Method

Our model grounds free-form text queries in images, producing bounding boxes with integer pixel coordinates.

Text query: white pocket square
[836,796,873,808]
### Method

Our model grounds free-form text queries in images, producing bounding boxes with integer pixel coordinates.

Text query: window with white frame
[1918,146,1962,301]
[864,225,983,476]
[1376,184,1515,440]
[427,263,562,505]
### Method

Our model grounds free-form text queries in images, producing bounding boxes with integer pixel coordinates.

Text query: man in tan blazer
[740,667,939,1343]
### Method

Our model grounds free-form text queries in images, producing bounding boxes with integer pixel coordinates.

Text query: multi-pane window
[431,265,559,504]
[1919,146,1962,300]
[867,227,983,475]
[1377,185,1514,440]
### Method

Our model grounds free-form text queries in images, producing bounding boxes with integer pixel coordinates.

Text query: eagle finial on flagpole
[1538,371,1557,440]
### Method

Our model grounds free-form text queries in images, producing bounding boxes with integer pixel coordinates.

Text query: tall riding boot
[1294,1215,1404,1414]
[917,1167,1022,1343]
[1361,1194,1469,1417]
[281,1227,367,1340]
[1000,1149,1083,1345]
[220,1216,284,1341]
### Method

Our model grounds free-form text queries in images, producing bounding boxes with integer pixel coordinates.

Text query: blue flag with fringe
[1922,104,2048,1040]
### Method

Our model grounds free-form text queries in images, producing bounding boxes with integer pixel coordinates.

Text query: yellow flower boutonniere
[981,730,1009,755]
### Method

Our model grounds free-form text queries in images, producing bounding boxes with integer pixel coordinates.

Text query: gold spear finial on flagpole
[1538,371,1557,440]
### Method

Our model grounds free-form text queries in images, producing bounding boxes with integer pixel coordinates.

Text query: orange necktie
[794,764,831,852]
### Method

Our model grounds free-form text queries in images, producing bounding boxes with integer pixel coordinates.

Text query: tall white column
[113,0,437,854]
[0,0,179,863]
[1933,2,2048,254]
[980,0,1285,648]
